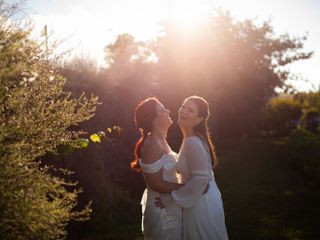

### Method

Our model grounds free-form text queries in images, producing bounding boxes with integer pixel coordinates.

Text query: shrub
[0,2,98,239]
[261,96,302,137]
[288,129,320,185]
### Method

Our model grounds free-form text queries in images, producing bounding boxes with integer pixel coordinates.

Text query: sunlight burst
[168,0,211,27]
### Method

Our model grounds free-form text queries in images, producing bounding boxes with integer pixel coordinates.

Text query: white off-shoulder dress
[139,152,182,240]
[171,136,229,240]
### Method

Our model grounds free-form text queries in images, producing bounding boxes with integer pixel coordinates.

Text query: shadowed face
[153,101,172,129]
[178,99,203,130]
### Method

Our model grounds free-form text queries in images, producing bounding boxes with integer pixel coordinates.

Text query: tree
[100,9,313,137]
[154,10,312,137]
[103,33,158,90]
[0,1,98,239]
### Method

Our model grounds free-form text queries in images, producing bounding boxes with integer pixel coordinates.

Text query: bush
[0,2,98,239]
[261,96,302,137]
[288,129,320,185]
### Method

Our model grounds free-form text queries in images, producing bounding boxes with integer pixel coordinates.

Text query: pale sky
[21,0,320,92]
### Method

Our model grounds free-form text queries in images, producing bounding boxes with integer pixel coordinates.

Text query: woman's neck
[181,127,195,139]
[150,127,167,141]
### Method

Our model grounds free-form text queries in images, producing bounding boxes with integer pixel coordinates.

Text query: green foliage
[101,10,312,137]
[263,93,320,184]
[0,2,98,239]
[261,92,320,136]
[90,133,101,143]
[80,126,123,146]
[217,138,320,239]
[294,92,320,133]
[294,92,320,112]
[74,138,89,148]
[54,6,314,239]
[288,129,320,184]
[261,95,302,136]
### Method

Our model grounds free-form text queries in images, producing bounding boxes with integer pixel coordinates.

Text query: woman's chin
[177,121,185,128]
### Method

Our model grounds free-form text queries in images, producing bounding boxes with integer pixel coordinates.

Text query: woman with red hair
[131,97,183,240]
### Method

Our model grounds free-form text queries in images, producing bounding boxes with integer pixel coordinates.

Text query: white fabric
[139,152,182,240]
[172,136,229,240]
[171,137,211,208]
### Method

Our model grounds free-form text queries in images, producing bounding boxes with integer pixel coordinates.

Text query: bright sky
[22,0,320,92]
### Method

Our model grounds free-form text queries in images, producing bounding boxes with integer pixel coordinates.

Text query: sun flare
[168,0,211,27]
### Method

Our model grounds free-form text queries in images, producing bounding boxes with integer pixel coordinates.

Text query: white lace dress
[139,152,182,240]
[171,136,229,240]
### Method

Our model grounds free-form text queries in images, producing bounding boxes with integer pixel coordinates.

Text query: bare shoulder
[141,137,164,164]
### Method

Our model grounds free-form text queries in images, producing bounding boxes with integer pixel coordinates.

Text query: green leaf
[98,131,106,137]
[90,133,101,143]
[75,138,89,148]
[58,144,74,155]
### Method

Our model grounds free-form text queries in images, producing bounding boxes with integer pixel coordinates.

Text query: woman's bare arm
[141,139,183,193]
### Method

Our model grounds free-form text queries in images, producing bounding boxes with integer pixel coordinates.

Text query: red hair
[131,97,159,172]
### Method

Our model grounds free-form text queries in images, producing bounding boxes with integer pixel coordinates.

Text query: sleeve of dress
[171,138,209,208]
[139,158,163,173]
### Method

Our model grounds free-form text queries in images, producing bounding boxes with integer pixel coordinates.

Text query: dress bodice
[139,152,182,236]
[139,151,180,184]
[177,136,214,183]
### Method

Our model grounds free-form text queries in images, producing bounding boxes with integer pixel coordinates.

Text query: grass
[215,137,320,240]
[72,137,320,239]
